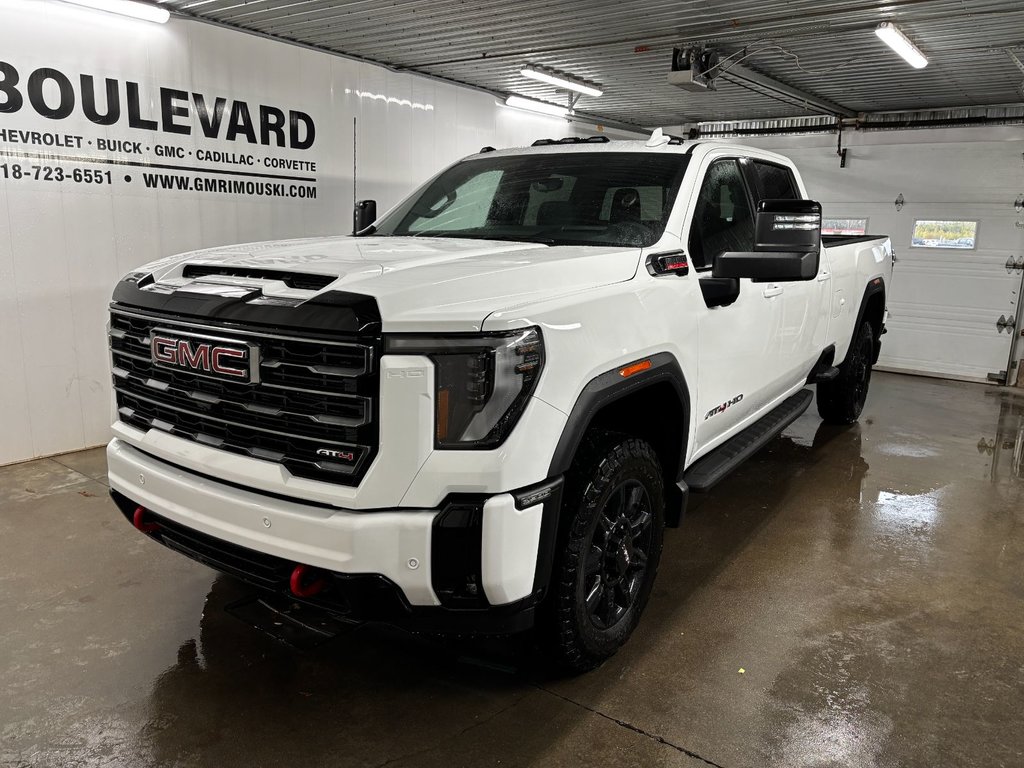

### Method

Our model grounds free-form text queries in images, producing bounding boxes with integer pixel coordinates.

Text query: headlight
[385,327,544,448]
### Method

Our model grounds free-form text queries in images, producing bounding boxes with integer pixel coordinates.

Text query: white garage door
[877,202,1024,383]
[778,133,1024,385]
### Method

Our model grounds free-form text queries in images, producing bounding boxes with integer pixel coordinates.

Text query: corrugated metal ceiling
[163,0,1024,126]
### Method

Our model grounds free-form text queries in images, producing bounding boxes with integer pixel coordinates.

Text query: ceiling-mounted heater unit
[667,47,719,91]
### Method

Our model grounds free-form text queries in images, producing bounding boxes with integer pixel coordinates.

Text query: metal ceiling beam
[1008,50,1024,75]
[719,64,858,118]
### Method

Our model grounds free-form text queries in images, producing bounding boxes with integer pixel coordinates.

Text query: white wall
[0,0,583,465]
[730,126,1024,383]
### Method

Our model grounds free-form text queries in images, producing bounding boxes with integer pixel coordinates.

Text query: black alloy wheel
[543,431,665,672]
[582,480,654,630]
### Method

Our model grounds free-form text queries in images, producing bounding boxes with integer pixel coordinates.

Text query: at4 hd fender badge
[705,394,743,420]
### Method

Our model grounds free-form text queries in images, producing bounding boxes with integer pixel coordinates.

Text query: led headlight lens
[386,328,544,448]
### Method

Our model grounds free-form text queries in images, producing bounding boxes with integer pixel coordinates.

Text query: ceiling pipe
[696,122,840,138]
[694,112,1024,138]
[718,64,856,118]
[855,114,1024,131]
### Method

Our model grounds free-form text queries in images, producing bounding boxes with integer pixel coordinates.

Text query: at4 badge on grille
[151,329,261,384]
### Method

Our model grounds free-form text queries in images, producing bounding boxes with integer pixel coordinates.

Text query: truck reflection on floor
[977,395,1024,481]
[138,417,875,764]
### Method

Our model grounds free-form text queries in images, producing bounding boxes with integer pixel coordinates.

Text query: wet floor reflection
[978,393,1024,480]
[4,374,1024,768]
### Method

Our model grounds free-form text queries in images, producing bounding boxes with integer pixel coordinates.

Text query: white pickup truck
[107,131,892,670]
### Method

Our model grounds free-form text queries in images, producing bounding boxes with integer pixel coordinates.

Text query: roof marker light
[875,22,928,69]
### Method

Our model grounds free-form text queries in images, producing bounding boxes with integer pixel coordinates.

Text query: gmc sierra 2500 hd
[107,130,892,670]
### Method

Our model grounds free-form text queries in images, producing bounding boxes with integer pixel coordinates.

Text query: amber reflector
[619,360,652,378]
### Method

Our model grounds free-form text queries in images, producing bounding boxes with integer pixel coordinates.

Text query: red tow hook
[132,506,160,534]
[290,564,328,598]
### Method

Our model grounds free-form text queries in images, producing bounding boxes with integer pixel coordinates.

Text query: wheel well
[585,382,687,527]
[862,289,885,364]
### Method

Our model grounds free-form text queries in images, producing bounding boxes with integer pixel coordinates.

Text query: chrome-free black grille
[109,307,379,484]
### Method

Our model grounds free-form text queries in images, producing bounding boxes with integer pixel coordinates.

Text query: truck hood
[141,235,642,331]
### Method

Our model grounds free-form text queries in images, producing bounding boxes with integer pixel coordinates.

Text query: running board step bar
[683,389,814,492]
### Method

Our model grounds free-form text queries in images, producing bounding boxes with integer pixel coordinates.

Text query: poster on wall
[0,60,321,202]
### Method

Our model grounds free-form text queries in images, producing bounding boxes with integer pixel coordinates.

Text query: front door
[686,156,786,455]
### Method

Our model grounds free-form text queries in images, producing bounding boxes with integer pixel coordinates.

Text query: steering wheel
[411,189,457,218]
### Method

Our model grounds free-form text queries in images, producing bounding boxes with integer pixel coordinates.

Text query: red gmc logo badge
[151,330,257,383]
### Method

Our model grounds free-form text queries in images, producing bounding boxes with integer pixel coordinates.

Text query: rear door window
[752,161,799,201]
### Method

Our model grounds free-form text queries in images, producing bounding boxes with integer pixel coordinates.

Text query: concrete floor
[2,372,1023,768]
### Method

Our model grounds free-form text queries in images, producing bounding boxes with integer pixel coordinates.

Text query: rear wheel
[543,431,665,673]
[817,321,874,425]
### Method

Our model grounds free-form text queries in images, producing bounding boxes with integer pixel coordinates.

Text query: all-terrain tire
[543,431,665,673]
[817,320,874,425]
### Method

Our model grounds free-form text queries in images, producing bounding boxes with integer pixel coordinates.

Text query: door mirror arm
[699,277,740,308]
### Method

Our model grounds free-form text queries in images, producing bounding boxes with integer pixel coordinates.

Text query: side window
[406,170,503,232]
[688,159,755,271]
[753,161,799,201]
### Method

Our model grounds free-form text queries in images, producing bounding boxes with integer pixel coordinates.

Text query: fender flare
[848,278,886,365]
[547,352,691,524]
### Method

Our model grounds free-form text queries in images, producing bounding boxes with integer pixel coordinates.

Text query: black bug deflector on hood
[112,275,382,336]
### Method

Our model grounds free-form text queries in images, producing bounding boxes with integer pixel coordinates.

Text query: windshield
[373,152,690,248]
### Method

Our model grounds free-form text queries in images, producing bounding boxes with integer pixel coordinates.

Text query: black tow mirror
[713,199,821,282]
[753,199,822,253]
[353,199,377,234]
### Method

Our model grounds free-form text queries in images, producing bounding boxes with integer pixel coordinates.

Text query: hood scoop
[181,264,337,291]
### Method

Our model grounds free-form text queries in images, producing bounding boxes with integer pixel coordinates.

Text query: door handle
[816,270,831,282]
[763,284,784,298]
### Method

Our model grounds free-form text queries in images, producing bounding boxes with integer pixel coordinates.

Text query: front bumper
[107,439,562,634]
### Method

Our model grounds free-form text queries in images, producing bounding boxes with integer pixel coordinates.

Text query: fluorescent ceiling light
[505,95,569,117]
[875,22,928,69]
[520,68,603,97]
[59,0,170,23]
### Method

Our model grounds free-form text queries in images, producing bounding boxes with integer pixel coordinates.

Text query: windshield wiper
[404,232,558,246]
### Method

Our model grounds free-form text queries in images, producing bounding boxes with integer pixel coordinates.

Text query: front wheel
[817,321,874,425]
[543,431,665,673]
